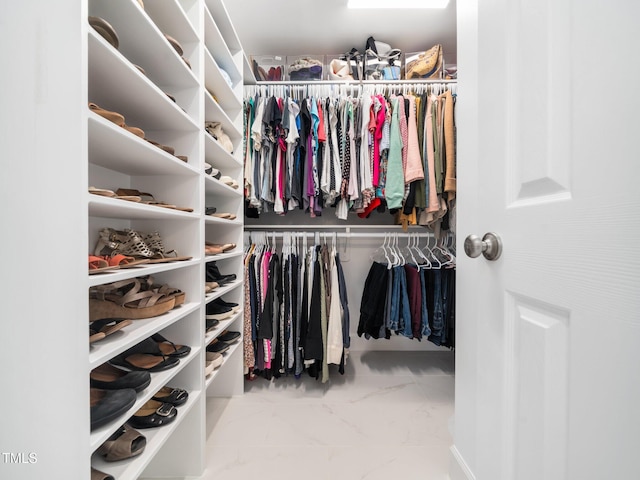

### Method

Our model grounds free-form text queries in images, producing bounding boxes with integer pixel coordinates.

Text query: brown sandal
[96,424,146,462]
[89,278,176,321]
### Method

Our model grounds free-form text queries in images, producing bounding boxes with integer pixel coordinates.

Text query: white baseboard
[449,445,476,480]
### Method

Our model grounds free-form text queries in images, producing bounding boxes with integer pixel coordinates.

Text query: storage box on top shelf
[325,54,363,81]
[363,51,403,81]
[286,55,324,81]
[251,55,285,81]
[404,45,445,80]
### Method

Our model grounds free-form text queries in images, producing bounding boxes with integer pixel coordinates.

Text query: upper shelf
[204,48,242,112]
[89,0,199,90]
[88,31,200,133]
[204,0,243,54]
[203,6,241,85]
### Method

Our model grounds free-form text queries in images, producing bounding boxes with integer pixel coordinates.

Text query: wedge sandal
[89,278,175,321]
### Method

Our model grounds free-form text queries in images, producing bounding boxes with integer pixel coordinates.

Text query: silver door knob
[464,232,503,261]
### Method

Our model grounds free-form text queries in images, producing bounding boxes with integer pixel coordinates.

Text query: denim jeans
[428,270,444,346]
[420,269,431,337]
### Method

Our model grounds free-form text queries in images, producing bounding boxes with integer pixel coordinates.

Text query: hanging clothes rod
[252,79,457,86]
[246,230,434,239]
[245,224,425,230]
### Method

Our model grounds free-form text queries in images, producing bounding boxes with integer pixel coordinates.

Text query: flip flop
[89,318,133,339]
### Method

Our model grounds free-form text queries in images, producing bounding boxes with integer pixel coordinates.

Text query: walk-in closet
[4,1,639,480]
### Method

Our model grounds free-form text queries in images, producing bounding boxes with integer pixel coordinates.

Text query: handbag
[363,36,402,80]
[405,44,443,79]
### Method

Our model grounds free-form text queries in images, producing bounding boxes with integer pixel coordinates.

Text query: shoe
[150,333,191,358]
[88,103,124,126]
[138,275,186,307]
[163,33,184,56]
[206,262,237,284]
[206,302,233,320]
[89,255,118,274]
[90,388,137,430]
[206,318,219,332]
[213,298,240,313]
[110,337,180,372]
[88,16,119,49]
[89,318,133,340]
[206,339,230,354]
[205,351,223,374]
[128,400,177,429]
[90,363,151,392]
[151,386,188,406]
[91,467,115,480]
[89,277,176,321]
[218,330,241,344]
[96,424,146,461]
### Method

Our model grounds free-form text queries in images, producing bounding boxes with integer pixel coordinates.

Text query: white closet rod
[246,230,434,239]
[245,224,423,230]
[252,79,457,85]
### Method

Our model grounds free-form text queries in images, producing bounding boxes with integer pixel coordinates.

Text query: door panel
[508,294,569,480]
[454,0,640,479]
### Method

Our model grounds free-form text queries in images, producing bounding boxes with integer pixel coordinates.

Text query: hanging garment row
[358,233,456,348]
[243,232,350,383]
[243,82,457,233]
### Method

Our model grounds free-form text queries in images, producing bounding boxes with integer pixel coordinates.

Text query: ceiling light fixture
[348,0,449,8]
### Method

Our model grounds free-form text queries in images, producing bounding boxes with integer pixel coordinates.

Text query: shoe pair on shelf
[95,228,192,266]
[89,276,185,321]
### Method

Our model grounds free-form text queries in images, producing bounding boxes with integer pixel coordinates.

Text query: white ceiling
[225,0,457,62]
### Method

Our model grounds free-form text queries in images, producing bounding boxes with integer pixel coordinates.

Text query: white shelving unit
[83,0,245,478]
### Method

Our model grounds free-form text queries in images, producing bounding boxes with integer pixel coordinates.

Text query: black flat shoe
[90,388,137,430]
[128,400,177,429]
[151,387,188,406]
[218,330,241,344]
[91,363,151,392]
[206,339,230,354]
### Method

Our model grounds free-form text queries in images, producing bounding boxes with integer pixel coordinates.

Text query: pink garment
[404,95,425,183]
[373,96,386,186]
[317,100,326,142]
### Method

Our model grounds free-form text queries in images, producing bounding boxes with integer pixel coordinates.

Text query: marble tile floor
[199,350,455,480]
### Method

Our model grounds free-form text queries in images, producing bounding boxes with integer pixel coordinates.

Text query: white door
[453,1,640,479]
